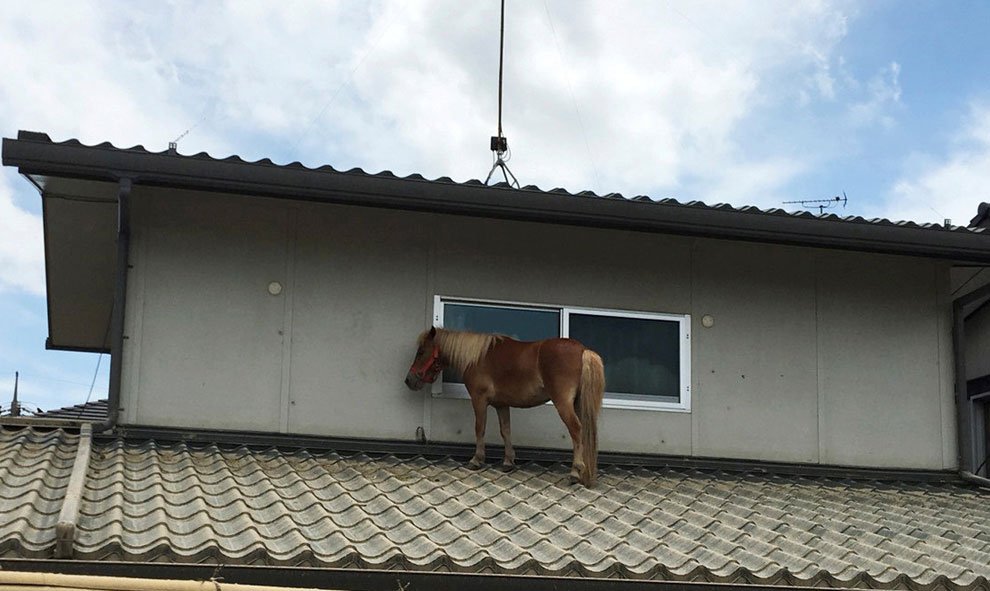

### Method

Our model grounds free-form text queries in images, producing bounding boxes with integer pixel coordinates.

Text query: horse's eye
[417,348,424,356]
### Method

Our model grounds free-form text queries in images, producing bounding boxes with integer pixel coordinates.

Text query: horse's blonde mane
[432,329,502,374]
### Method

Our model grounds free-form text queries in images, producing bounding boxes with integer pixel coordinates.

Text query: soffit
[39,179,117,351]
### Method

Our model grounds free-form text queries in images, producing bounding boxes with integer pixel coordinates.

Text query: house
[2,130,990,590]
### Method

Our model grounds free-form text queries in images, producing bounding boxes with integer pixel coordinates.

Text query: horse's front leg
[496,406,515,471]
[468,393,488,469]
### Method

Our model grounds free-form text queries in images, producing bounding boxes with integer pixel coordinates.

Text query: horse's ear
[429,326,437,338]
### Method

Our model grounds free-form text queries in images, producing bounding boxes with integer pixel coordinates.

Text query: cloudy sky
[2,0,990,413]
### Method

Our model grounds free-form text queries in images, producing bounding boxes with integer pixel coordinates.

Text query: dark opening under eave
[35,175,118,352]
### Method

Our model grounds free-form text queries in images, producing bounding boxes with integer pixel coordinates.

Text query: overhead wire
[290,1,405,158]
[76,305,113,420]
[170,102,214,149]
[79,354,106,416]
[13,374,99,388]
[542,0,601,190]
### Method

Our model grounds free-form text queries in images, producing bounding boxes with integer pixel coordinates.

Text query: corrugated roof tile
[3,426,990,589]
[13,133,990,243]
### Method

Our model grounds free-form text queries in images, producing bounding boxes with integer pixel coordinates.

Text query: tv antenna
[783,192,848,215]
[484,0,520,188]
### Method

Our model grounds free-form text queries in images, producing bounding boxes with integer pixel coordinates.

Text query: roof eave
[6,131,990,263]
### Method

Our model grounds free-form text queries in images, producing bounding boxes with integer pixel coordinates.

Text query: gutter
[113,424,962,483]
[960,470,990,487]
[952,279,990,485]
[93,178,131,434]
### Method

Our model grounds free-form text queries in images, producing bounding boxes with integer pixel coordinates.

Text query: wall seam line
[279,208,298,435]
[815,251,823,465]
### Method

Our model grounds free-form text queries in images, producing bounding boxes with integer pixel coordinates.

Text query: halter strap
[410,344,443,383]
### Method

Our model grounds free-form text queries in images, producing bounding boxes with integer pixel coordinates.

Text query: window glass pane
[442,303,559,383]
[569,313,680,399]
[444,303,559,341]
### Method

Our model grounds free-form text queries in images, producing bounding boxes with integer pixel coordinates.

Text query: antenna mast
[485,0,520,188]
[783,192,848,215]
[10,371,20,417]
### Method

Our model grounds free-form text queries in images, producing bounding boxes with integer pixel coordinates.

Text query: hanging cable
[543,0,601,189]
[485,0,520,188]
[290,1,405,158]
[76,305,113,420]
[497,0,505,141]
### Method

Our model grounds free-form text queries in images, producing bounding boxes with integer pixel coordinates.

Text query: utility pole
[11,371,21,417]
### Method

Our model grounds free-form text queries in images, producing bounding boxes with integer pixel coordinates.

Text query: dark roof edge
[0,559,868,591]
[110,424,962,484]
[971,202,990,228]
[6,131,990,262]
[45,337,109,354]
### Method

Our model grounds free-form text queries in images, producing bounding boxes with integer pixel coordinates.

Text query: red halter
[410,344,443,383]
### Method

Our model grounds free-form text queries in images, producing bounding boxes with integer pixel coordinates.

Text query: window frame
[432,295,691,412]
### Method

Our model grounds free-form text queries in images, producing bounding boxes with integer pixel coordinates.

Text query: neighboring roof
[33,400,108,422]
[971,203,990,229]
[2,426,988,590]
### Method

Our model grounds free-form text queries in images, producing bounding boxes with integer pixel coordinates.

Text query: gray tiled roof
[2,426,989,589]
[0,428,79,557]
[34,400,109,422]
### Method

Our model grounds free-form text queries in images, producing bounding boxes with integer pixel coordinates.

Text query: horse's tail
[578,349,605,487]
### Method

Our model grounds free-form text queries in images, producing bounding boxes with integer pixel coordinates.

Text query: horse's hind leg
[468,394,488,469]
[496,406,515,471]
[552,392,585,484]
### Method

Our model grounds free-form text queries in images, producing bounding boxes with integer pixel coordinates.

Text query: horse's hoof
[499,463,516,472]
[467,460,484,470]
[568,474,581,485]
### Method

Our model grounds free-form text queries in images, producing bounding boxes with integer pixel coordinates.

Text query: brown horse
[404,327,605,486]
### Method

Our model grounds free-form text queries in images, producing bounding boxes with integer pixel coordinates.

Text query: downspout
[961,470,990,487]
[953,299,972,477]
[952,278,990,487]
[93,178,131,433]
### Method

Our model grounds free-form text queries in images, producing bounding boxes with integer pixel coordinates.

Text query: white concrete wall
[120,189,957,469]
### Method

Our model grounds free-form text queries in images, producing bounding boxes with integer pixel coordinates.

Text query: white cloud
[0,0,880,300]
[341,0,855,202]
[848,61,902,128]
[0,0,859,189]
[0,174,44,295]
[880,102,990,225]
[703,158,810,207]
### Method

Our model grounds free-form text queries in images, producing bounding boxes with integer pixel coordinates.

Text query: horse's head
[405,326,442,390]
